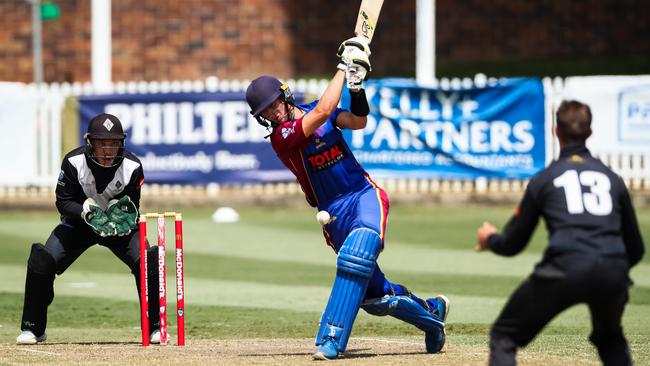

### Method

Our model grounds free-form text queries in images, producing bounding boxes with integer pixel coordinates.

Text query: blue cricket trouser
[320,181,408,299]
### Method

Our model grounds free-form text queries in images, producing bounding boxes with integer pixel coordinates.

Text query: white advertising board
[562,76,650,154]
[0,83,39,186]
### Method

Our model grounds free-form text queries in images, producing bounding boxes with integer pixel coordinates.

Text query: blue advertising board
[341,78,546,179]
[79,78,546,185]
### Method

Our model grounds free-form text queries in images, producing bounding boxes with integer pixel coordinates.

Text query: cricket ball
[316,210,331,225]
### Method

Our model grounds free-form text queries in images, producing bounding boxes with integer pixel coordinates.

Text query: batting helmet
[246,75,295,127]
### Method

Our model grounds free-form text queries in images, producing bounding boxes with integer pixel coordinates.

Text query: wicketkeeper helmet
[84,113,127,167]
[85,113,126,140]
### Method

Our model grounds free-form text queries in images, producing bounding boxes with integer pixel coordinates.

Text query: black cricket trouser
[489,253,632,366]
[20,220,159,336]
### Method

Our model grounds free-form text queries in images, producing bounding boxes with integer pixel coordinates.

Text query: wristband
[349,88,369,117]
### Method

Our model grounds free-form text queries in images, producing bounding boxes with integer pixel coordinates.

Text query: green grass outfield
[0,205,648,364]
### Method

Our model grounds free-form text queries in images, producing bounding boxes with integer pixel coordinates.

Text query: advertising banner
[79,79,546,185]
[341,78,547,179]
[562,76,650,153]
[78,92,294,184]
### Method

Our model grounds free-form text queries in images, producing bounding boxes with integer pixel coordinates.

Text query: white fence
[0,82,64,187]
[1,75,649,195]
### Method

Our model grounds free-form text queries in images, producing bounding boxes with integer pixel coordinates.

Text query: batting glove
[337,36,371,58]
[336,37,372,81]
[346,62,370,90]
[339,46,371,69]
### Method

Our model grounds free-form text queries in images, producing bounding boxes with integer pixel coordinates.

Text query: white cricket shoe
[150,329,161,344]
[16,330,47,345]
[149,329,171,344]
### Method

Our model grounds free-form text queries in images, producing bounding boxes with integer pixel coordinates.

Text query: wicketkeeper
[246,37,449,360]
[16,113,162,345]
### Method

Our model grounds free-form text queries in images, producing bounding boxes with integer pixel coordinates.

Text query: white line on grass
[17,348,61,355]
[67,282,97,288]
[352,337,422,346]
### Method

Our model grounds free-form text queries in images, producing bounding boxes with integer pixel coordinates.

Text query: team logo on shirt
[569,154,585,163]
[281,127,294,139]
[306,141,347,172]
[115,180,122,189]
[314,138,326,149]
[57,170,66,187]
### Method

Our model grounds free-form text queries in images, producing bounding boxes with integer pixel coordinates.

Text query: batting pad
[361,295,445,332]
[315,228,381,352]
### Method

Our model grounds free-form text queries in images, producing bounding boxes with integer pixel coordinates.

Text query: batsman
[246,37,449,360]
[16,113,162,345]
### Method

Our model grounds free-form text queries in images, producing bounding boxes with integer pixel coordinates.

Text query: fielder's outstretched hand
[476,221,497,252]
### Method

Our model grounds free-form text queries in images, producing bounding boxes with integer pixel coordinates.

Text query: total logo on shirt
[307,141,347,172]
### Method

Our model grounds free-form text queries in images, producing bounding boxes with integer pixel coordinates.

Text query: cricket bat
[353,0,384,43]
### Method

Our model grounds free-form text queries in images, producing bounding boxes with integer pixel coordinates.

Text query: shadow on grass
[238,347,435,359]
[27,341,142,346]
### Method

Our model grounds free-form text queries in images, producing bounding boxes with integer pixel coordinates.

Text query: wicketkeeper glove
[106,196,139,236]
[81,198,117,237]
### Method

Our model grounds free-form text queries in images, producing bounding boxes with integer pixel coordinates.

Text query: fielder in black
[476,100,645,366]
[17,113,161,345]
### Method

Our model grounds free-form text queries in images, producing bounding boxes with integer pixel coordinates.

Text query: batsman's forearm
[317,70,346,115]
[302,71,347,136]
